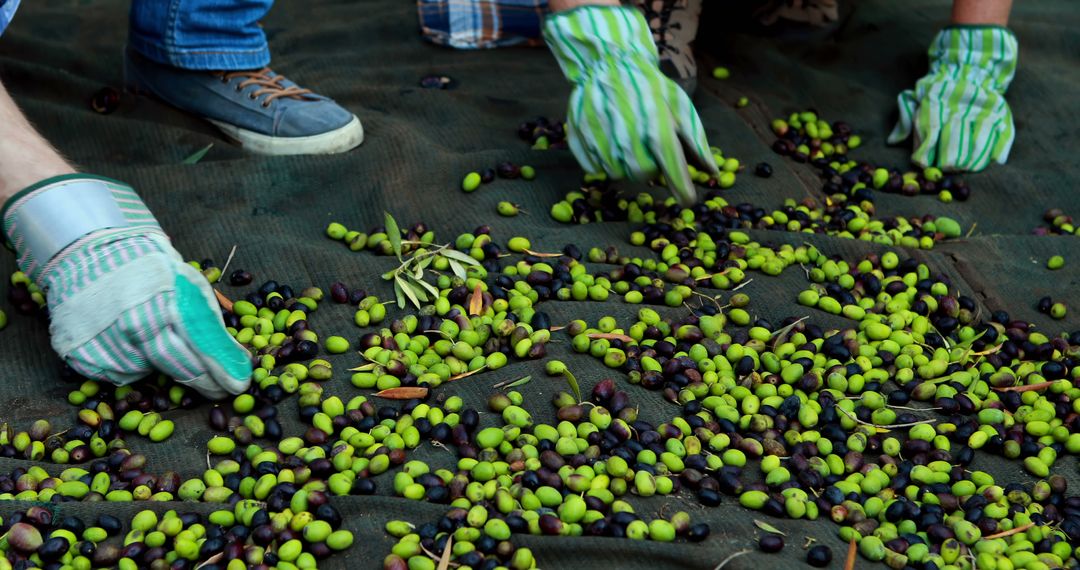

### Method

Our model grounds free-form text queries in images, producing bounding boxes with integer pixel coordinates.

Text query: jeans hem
[128,35,271,70]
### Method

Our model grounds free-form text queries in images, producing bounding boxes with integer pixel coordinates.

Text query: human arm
[0,79,251,399]
[950,0,1012,26]
[542,2,717,205]
[887,0,1017,172]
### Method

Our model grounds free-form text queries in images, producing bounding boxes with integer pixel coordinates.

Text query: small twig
[993,381,1055,393]
[984,522,1034,540]
[835,405,937,429]
[888,405,942,412]
[731,278,754,292]
[713,549,752,570]
[219,245,238,281]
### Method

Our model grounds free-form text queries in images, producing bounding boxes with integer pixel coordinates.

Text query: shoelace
[215,68,315,107]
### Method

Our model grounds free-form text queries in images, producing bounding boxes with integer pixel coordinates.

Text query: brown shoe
[634,0,702,94]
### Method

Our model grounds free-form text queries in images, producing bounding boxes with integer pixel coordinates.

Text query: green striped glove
[888,26,1018,172]
[2,175,252,400]
[543,5,718,206]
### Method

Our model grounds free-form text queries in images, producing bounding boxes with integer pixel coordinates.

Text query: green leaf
[955,329,987,350]
[753,520,786,536]
[384,211,402,260]
[441,248,481,266]
[406,279,430,302]
[395,275,422,308]
[413,276,439,298]
[182,143,214,164]
[392,278,406,309]
[506,375,532,388]
[447,259,467,280]
[562,369,581,403]
[494,375,532,389]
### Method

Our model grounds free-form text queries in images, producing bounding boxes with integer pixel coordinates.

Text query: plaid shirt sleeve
[418,0,549,49]
[0,0,20,38]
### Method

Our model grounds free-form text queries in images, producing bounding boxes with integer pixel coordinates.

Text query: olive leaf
[587,332,635,343]
[384,211,403,260]
[493,375,531,389]
[440,248,482,267]
[449,366,487,381]
[375,387,429,399]
[468,283,484,316]
[413,276,439,298]
[562,369,581,403]
[753,520,786,536]
[505,375,532,388]
[394,275,419,309]
[437,536,453,570]
[379,227,479,310]
[447,258,467,280]
[843,536,857,570]
[182,143,213,164]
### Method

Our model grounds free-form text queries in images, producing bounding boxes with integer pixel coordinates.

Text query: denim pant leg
[0,0,20,38]
[128,0,273,70]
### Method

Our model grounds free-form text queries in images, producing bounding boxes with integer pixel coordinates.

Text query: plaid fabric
[418,0,549,49]
[0,0,19,38]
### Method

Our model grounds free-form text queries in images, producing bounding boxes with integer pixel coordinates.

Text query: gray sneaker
[124,49,363,155]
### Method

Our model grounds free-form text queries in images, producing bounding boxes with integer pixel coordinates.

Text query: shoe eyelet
[249,93,257,100]
[261,101,271,108]
[235,85,243,92]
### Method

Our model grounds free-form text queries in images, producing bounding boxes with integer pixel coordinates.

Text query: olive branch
[381,212,481,309]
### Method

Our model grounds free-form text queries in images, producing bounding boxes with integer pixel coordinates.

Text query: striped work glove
[543,5,718,207]
[888,26,1018,172]
[2,175,252,399]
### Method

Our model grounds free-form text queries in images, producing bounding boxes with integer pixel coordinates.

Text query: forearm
[0,80,75,201]
[549,0,620,13]
[950,0,1012,26]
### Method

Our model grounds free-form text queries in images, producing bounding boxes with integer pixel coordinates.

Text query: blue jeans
[0,0,270,70]
[128,0,273,70]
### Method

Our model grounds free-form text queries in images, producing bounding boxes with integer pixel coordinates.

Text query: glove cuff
[2,174,162,285]
[929,26,1018,92]
[543,5,657,83]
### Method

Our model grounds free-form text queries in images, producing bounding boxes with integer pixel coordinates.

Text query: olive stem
[218,245,238,282]
[712,549,752,570]
[731,278,754,292]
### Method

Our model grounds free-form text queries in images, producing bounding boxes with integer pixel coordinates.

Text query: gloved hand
[888,26,1018,172]
[543,5,718,206]
[2,175,252,399]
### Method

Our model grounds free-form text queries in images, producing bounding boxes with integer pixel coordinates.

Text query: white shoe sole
[207,115,364,156]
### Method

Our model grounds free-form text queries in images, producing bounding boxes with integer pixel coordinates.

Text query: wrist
[549,0,620,13]
[950,0,1011,26]
[2,175,162,284]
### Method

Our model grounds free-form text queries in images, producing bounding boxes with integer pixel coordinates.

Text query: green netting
[0,0,1077,569]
